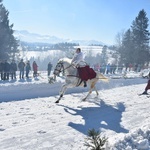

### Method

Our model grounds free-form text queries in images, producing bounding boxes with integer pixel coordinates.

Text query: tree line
[20,41,79,51]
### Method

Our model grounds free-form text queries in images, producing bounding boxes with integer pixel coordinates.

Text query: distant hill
[14,30,106,46]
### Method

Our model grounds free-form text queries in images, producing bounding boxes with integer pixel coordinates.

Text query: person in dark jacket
[26,61,31,78]
[18,59,25,79]
[47,62,53,76]
[3,60,10,80]
[106,63,111,74]
[0,60,4,80]
[10,60,17,80]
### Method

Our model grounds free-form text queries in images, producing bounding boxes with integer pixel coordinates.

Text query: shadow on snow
[59,100,128,135]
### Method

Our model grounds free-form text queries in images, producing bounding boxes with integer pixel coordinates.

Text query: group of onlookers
[0,59,17,80]
[93,62,149,74]
[93,63,119,74]
[0,59,53,81]
[0,59,39,81]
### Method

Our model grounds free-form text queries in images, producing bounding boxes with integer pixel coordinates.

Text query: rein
[54,61,73,76]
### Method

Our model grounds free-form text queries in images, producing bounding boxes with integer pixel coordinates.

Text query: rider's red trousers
[78,65,96,81]
[145,79,150,91]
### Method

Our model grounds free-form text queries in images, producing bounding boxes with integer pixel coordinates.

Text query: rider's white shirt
[71,52,86,67]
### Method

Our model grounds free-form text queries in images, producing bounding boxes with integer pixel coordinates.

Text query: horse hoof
[55,100,59,103]
[82,98,86,101]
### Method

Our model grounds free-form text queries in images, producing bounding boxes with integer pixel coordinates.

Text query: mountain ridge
[14,30,107,46]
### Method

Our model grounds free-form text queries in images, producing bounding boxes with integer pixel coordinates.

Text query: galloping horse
[53,58,108,103]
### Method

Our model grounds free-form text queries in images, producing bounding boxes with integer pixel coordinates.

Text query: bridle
[53,61,73,76]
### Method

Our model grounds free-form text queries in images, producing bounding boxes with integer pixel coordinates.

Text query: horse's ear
[58,60,63,64]
[58,59,62,63]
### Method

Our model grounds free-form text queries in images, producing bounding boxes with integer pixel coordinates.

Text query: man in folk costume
[142,72,150,95]
[71,48,96,87]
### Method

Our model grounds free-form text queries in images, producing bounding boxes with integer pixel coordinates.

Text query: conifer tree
[131,9,150,65]
[100,45,108,65]
[121,29,134,64]
[0,0,18,60]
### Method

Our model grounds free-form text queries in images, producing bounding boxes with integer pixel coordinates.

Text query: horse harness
[54,61,82,87]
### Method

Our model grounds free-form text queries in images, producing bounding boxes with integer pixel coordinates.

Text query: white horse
[53,58,108,103]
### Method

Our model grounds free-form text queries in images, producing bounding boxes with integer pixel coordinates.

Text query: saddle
[77,65,96,81]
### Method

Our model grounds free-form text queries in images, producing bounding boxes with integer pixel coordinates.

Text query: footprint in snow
[37,130,47,134]
[0,128,5,131]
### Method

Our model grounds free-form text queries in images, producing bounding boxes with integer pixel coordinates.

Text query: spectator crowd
[93,62,149,74]
[0,59,40,81]
[0,59,53,81]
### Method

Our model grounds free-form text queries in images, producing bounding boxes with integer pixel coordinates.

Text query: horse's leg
[55,94,63,103]
[82,89,93,101]
[55,84,68,103]
[82,81,97,101]
[94,86,99,96]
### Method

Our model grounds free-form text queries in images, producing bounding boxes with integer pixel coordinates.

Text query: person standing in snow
[0,60,4,80]
[106,63,110,74]
[32,61,38,77]
[10,60,17,80]
[3,60,10,80]
[141,72,150,95]
[47,62,53,76]
[18,59,25,79]
[26,61,31,78]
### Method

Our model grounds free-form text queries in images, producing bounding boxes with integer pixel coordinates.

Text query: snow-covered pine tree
[0,0,19,60]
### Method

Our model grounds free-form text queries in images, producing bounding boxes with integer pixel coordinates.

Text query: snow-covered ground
[0,71,150,150]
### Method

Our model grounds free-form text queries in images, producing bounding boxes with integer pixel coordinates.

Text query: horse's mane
[59,57,72,64]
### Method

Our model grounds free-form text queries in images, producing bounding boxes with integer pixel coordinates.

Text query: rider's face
[76,49,79,53]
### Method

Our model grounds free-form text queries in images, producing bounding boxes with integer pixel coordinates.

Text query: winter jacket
[71,52,85,67]
[4,62,10,72]
[47,63,52,70]
[32,62,38,72]
[10,62,17,72]
[18,61,25,71]
[26,63,31,71]
[0,62,4,72]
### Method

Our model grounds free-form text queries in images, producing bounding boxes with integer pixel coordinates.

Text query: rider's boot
[142,90,148,95]
[83,81,87,87]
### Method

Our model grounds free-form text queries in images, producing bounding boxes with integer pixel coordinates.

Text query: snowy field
[0,71,150,150]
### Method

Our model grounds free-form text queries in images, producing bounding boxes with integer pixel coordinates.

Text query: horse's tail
[97,72,109,82]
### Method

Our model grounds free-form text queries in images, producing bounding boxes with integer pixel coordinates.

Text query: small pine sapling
[84,128,107,150]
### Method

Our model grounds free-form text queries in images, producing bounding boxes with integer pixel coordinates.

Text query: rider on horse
[53,51,108,103]
[71,48,97,87]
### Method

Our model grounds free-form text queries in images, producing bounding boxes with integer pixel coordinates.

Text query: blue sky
[3,0,150,45]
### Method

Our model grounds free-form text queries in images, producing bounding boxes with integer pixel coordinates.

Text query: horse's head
[53,58,72,76]
[53,59,64,76]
